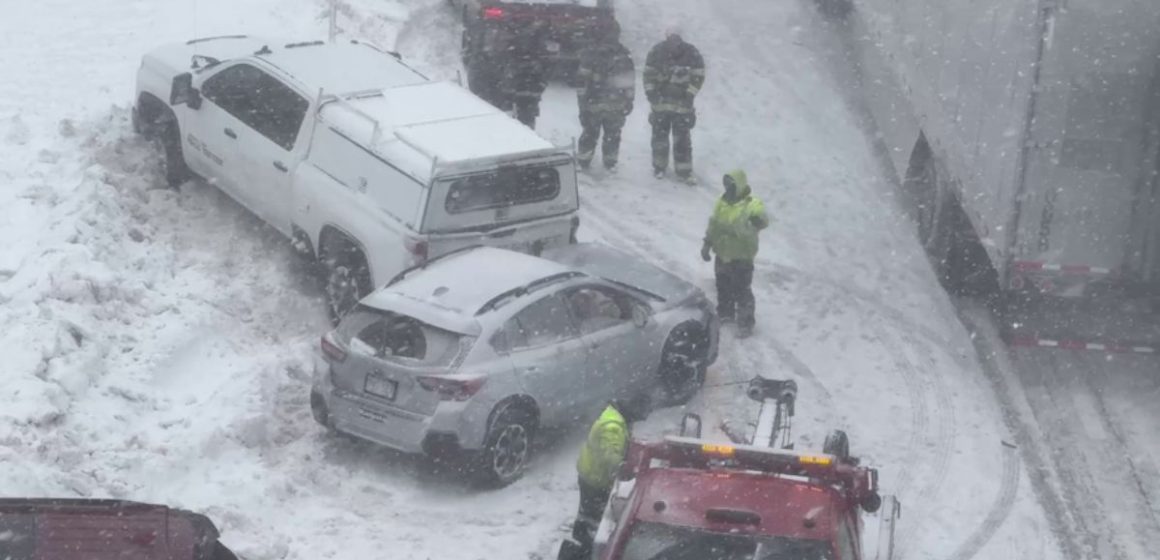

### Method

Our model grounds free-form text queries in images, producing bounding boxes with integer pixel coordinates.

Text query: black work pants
[715,258,755,328]
[514,94,542,128]
[578,111,627,168]
[571,478,611,545]
[650,110,695,177]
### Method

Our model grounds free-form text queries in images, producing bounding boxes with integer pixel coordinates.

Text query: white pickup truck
[132,36,581,320]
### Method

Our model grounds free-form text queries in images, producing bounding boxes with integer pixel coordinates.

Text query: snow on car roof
[319,81,561,177]
[259,41,427,94]
[361,247,574,317]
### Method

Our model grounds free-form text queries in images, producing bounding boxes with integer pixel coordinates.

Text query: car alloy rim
[663,351,695,392]
[492,424,528,479]
[327,265,355,315]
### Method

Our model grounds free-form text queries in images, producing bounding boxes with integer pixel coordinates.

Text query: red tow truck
[560,377,900,560]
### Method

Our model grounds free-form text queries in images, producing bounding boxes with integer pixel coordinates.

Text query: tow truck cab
[590,437,896,560]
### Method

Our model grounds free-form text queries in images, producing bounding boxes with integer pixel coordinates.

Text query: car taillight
[417,376,487,401]
[569,215,580,244]
[483,7,504,19]
[404,235,429,264]
[320,333,347,363]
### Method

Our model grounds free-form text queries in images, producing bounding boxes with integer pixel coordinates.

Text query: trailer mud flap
[865,494,901,560]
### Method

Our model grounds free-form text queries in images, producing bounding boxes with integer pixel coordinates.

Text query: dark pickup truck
[455,0,616,82]
[0,499,237,560]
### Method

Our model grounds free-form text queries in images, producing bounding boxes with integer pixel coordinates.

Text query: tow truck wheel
[477,406,535,488]
[823,429,850,461]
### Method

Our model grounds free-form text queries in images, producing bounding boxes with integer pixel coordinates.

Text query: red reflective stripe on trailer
[1007,336,1157,354]
[1010,261,1116,276]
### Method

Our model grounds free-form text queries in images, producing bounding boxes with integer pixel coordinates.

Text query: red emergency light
[482,7,505,20]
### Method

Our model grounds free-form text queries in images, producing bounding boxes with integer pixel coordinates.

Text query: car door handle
[223,128,237,139]
[273,161,287,172]
[521,365,539,373]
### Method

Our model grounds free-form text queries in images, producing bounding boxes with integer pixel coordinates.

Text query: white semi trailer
[840,0,1160,300]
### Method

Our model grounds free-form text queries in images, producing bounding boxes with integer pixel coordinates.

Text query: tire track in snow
[872,328,956,559]
[946,442,1020,560]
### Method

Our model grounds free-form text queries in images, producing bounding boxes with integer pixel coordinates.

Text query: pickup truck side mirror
[170,73,202,110]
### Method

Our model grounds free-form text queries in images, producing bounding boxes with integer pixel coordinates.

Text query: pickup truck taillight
[482,7,505,20]
[404,236,429,264]
[417,376,487,401]
[320,333,347,363]
[569,216,581,244]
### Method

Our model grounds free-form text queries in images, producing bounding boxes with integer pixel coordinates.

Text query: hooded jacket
[705,169,769,263]
[577,404,628,489]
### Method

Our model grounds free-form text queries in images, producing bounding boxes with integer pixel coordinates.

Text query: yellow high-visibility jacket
[577,405,629,489]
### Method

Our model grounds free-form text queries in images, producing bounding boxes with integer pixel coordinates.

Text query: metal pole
[329,0,338,43]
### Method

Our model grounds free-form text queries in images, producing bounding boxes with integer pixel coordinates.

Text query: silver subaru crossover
[310,243,718,486]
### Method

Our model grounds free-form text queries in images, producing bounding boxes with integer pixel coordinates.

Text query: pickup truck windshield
[444,165,560,214]
[621,523,834,560]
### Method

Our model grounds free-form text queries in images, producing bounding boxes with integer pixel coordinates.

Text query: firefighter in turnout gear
[500,21,552,129]
[701,169,769,338]
[644,27,705,183]
[570,396,651,550]
[462,24,510,110]
[576,20,635,172]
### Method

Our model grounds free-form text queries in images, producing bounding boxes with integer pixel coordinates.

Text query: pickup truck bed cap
[319,81,566,181]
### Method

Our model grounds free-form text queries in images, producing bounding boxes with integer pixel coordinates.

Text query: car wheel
[477,406,534,488]
[310,391,334,431]
[151,120,193,188]
[321,245,371,325]
[657,325,706,405]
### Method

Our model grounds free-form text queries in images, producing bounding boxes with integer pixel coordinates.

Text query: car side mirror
[631,304,649,328]
[170,73,202,110]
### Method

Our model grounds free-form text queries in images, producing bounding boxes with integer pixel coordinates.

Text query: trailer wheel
[824,429,850,461]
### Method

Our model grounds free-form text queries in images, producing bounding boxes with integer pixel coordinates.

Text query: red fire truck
[559,378,900,560]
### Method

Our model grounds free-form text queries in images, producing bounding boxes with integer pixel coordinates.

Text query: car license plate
[364,371,397,400]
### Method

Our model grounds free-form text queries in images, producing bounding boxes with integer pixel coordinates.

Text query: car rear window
[338,308,467,366]
[444,165,560,214]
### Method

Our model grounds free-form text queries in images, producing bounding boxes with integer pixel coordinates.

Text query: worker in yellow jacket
[701,169,769,338]
[571,396,651,546]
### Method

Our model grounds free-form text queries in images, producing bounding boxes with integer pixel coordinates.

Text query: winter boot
[737,324,754,339]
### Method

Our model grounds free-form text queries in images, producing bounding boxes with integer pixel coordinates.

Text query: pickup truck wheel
[657,324,707,406]
[152,121,193,188]
[475,406,535,488]
[322,246,371,324]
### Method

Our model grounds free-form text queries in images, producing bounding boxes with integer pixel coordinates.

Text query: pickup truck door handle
[273,161,287,172]
[223,128,237,139]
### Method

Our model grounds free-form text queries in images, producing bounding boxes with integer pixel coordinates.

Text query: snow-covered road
[1,0,1066,558]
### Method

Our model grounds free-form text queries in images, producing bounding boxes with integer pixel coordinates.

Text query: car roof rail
[384,244,486,288]
[285,40,325,49]
[475,271,584,316]
[186,34,248,45]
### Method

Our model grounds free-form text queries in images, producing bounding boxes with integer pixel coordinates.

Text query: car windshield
[337,307,466,366]
[621,523,834,560]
